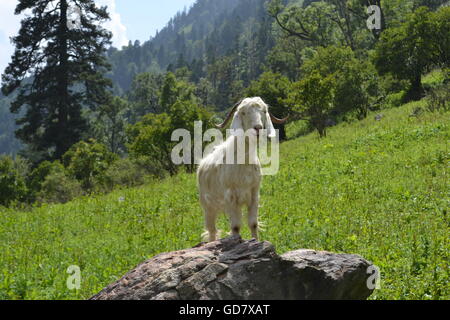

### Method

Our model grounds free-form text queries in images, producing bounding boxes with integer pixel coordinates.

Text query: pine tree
[1,0,112,162]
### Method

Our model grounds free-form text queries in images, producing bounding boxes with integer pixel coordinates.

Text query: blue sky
[116,0,197,43]
[0,0,197,75]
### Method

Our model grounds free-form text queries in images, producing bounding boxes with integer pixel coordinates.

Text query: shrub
[422,69,446,91]
[62,139,118,190]
[379,74,410,95]
[426,84,450,112]
[0,156,29,207]
[96,157,162,193]
[299,46,379,121]
[27,161,58,200]
[373,7,450,100]
[127,100,211,175]
[36,162,82,204]
[386,91,408,108]
[287,71,336,137]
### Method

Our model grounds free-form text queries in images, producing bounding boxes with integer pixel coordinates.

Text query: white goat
[197,97,288,242]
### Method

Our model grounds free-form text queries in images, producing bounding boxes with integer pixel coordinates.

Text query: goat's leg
[248,187,260,240]
[225,204,242,238]
[203,208,218,242]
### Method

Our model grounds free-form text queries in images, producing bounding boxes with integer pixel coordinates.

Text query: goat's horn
[270,113,289,125]
[215,99,243,129]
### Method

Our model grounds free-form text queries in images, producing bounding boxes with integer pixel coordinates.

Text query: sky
[0,0,197,76]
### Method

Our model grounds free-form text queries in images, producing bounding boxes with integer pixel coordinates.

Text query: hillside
[0,97,21,156]
[107,0,274,94]
[0,99,448,300]
[0,0,275,155]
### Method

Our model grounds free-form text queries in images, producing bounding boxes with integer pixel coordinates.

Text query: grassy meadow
[0,99,448,300]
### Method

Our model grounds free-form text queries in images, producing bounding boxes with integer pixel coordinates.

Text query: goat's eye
[242,112,246,116]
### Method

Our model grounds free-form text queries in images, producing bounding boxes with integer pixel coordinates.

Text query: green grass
[422,69,446,88]
[0,100,449,300]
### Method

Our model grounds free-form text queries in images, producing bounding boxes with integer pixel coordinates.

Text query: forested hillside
[107,0,275,102]
[0,96,21,156]
[0,0,272,155]
[1,0,448,155]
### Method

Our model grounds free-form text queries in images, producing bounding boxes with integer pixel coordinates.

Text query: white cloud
[96,0,129,48]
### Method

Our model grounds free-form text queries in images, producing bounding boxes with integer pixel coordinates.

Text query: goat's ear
[266,112,277,138]
[230,112,244,135]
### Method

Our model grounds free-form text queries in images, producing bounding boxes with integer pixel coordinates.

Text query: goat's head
[215,97,288,138]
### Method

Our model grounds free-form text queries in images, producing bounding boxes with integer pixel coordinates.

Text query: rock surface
[91,236,374,300]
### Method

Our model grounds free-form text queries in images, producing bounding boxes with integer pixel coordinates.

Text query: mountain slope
[0,0,274,155]
[1,99,448,300]
[107,0,275,93]
[0,97,21,155]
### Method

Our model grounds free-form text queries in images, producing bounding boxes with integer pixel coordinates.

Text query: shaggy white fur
[197,97,277,242]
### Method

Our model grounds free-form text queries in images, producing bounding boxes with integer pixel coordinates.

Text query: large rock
[91,236,374,300]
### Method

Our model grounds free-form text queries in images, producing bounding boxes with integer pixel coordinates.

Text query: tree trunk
[408,74,424,101]
[56,0,70,159]
[278,124,287,141]
[318,126,327,138]
[358,106,368,120]
[313,118,327,138]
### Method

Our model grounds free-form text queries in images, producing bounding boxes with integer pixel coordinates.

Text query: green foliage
[302,46,379,119]
[1,0,449,300]
[35,162,82,204]
[374,6,450,100]
[107,0,270,94]
[0,156,28,207]
[159,73,180,110]
[422,69,446,90]
[127,71,212,175]
[266,36,305,81]
[288,71,336,137]
[425,83,450,112]
[27,161,59,199]
[432,7,450,68]
[378,73,410,96]
[207,56,240,110]
[386,91,408,108]
[62,139,118,190]
[269,0,342,46]
[287,46,379,136]
[127,72,164,121]
[91,96,130,154]
[246,72,292,116]
[127,113,176,174]
[98,157,163,193]
[1,0,113,161]
[269,0,376,55]
[0,100,448,300]
[128,99,211,175]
